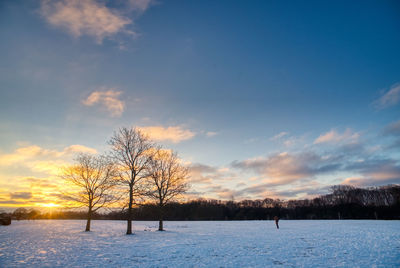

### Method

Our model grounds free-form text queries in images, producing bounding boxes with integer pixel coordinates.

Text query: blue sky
[0,0,399,207]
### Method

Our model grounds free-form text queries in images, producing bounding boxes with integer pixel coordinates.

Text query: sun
[40,203,61,208]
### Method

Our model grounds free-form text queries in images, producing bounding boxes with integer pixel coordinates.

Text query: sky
[0,0,400,209]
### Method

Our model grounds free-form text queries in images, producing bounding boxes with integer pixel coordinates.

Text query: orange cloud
[64,145,97,154]
[0,174,88,208]
[0,144,97,173]
[139,126,196,143]
[41,0,132,43]
[0,143,101,208]
[0,175,68,208]
[82,89,125,117]
[0,145,59,166]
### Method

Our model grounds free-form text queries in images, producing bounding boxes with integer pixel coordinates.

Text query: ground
[1,220,399,267]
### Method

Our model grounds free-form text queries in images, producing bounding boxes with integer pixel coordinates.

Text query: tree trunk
[85,206,92,232]
[158,205,164,231]
[127,184,133,235]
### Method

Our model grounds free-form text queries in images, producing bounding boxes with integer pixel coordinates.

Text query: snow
[1,220,399,267]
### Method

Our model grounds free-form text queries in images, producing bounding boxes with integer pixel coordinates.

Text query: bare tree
[109,127,154,235]
[60,154,118,231]
[146,149,189,231]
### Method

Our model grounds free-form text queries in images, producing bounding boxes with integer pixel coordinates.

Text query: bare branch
[59,153,119,231]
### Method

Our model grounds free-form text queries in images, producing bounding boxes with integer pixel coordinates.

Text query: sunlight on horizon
[39,203,61,208]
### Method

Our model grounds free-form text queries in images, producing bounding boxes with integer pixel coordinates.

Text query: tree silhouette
[60,154,118,231]
[146,149,189,231]
[109,127,154,235]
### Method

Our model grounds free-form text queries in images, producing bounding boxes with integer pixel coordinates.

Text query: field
[1,220,399,267]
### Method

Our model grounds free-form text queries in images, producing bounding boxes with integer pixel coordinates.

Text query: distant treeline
[6,184,400,221]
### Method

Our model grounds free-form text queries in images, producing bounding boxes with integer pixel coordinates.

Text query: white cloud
[82,89,125,117]
[384,119,400,136]
[282,135,305,147]
[139,126,196,143]
[374,83,400,109]
[270,131,288,141]
[314,128,359,145]
[41,0,132,43]
[206,131,218,137]
[127,0,153,12]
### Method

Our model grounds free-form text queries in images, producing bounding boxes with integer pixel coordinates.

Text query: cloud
[127,0,153,12]
[0,145,60,166]
[190,163,218,175]
[27,160,66,175]
[0,200,26,205]
[206,131,218,137]
[188,163,239,186]
[232,152,339,186]
[244,138,258,144]
[40,0,132,43]
[193,122,400,200]
[187,163,246,199]
[232,183,321,200]
[374,83,400,109]
[197,180,328,200]
[269,133,306,148]
[26,177,59,189]
[342,175,400,187]
[214,188,237,200]
[0,144,97,170]
[0,143,95,207]
[194,184,237,200]
[82,89,125,117]
[64,145,97,154]
[270,132,288,141]
[343,158,400,186]
[233,183,271,198]
[10,192,32,200]
[314,128,359,145]
[185,131,400,200]
[282,135,305,147]
[139,126,196,143]
[387,139,400,150]
[189,163,218,184]
[383,120,400,136]
[273,184,331,199]
[0,175,72,207]
[382,120,400,149]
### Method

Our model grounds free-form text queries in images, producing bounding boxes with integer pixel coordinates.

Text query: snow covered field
[1,220,399,267]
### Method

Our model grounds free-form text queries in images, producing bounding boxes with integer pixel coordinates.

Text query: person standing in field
[274,216,279,229]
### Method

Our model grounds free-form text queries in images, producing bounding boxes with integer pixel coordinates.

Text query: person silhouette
[274,216,279,229]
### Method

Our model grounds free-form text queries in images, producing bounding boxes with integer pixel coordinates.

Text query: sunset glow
[1,0,399,210]
[39,203,61,208]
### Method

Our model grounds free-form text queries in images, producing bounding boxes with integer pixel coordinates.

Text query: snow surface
[1,220,399,267]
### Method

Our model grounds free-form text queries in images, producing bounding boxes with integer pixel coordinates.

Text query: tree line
[7,184,399,222]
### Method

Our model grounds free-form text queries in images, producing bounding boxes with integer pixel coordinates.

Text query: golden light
[39,203,61,208]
